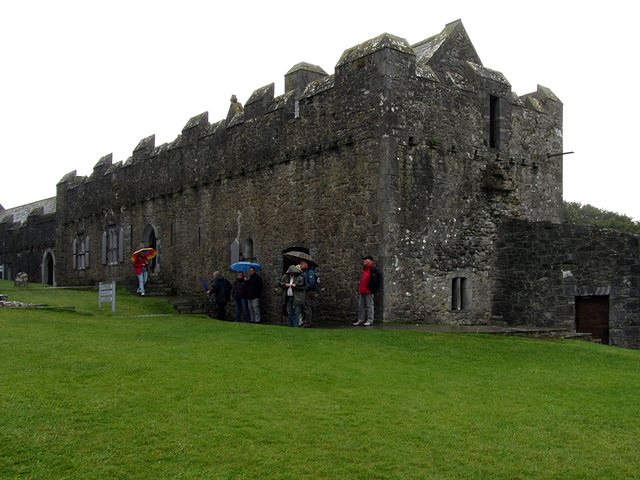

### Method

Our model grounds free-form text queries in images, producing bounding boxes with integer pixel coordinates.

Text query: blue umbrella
[230,261,262,273]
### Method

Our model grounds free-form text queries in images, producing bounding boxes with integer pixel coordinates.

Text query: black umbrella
[284,251,318,268]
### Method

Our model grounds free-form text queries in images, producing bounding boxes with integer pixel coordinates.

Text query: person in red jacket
[353,255,381,326]
[133,251,149,296]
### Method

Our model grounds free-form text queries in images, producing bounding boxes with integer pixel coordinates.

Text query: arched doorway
[42,249,55,286]
[141,225,158,273]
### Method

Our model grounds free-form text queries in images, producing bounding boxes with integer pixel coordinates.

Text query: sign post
[98,281,116,313]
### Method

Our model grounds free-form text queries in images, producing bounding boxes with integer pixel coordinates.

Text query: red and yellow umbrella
[130,248,157,261]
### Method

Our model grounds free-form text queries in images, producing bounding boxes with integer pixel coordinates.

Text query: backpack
[303,268,320,292]
[368,266,381,292]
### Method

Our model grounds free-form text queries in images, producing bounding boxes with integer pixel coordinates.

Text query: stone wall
[493,220,640,348]
[374,25,563,324]
[53,46,391,323]
[49,21,566,326]
[0,208,56,284]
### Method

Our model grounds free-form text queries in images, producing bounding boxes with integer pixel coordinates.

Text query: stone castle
[2,20,639,348]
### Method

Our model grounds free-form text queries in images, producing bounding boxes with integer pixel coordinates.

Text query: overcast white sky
[1,1,638,220]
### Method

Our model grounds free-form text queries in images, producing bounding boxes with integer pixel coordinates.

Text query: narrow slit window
[451,277,471,310]
[489,95,500,149]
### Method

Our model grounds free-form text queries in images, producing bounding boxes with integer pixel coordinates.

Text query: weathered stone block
[14,272,28,287]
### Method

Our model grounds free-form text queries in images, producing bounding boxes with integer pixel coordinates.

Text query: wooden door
[575,296,610,345]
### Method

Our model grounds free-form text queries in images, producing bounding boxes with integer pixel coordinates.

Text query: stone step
[168,296,217,316]
[128,277,176,297]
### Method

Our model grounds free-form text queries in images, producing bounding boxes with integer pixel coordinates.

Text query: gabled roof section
[412,20,482,68]
[0,197,56,225]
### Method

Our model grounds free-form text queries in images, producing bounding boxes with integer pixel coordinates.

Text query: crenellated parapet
[56,18,561,227]
[53,17,565,288]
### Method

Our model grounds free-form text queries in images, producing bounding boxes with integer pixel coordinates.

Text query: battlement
[55,20,561,226]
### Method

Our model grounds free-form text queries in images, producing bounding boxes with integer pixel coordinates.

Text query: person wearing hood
[353,255,381,326]
[279,265,307,327]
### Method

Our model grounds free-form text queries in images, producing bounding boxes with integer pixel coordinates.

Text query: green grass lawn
[1,280,639,479]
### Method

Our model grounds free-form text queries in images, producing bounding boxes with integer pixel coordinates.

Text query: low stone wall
[493,220,640,348]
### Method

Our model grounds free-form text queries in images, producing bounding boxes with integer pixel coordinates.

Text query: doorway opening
[42,250,55,286]
[142,224,158,273]
[575,295,610,345]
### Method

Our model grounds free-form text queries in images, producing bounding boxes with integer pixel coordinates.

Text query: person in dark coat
[208,271,232,321]
[245,266,263,323]
[298,260,316,328]
[232,272,249,322]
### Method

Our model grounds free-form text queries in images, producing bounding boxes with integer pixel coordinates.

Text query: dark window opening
[244,238,254,261]
[489,95,500,149]
[451,277,471,310]
[73,234,89,270]
[107,227,119,264]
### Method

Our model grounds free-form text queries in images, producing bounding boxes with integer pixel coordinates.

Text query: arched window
[231,239,240,264]
[244,238,254,261]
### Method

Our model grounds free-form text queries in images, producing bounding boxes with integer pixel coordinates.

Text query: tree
[563,201,640,234]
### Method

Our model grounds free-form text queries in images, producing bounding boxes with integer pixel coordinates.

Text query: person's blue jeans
[234,298,249,322]
[286,296,301,327]
[137,268,148,294]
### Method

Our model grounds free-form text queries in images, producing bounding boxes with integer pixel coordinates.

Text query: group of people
[206,255,380,328]
[208,266,263,323]
[132,247,381,326]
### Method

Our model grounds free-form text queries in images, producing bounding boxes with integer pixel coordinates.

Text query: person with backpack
[208,271,232,321]
[298,259,316,328]
[353,255,381,326]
